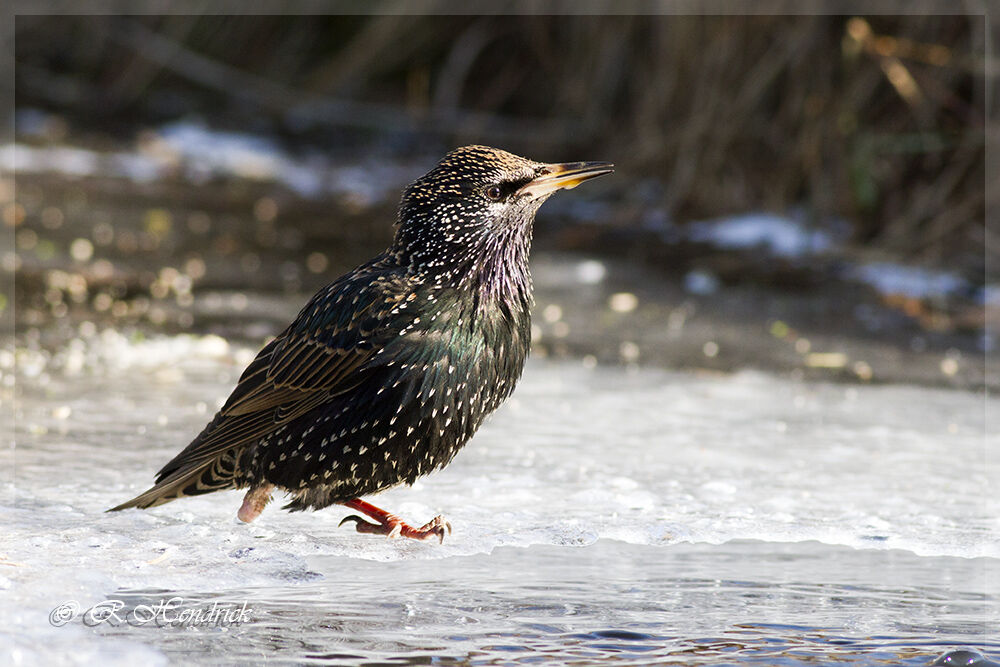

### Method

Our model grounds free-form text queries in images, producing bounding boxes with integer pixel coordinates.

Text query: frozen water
[3,332,998,665]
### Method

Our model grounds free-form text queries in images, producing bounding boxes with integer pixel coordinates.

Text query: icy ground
[3,333,998,665]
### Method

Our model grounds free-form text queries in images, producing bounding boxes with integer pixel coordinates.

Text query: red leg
[339,498,452,543]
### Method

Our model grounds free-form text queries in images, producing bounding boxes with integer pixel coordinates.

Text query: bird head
[393,145,612,281]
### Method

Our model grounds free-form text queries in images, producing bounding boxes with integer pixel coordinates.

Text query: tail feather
[108,450,241,512]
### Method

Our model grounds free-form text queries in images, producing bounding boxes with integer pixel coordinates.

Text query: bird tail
[107,451,241,512]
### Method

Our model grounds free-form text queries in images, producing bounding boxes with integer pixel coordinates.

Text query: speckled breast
[245,289,531,508]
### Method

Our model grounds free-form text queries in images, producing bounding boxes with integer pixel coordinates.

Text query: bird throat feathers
[391,199,536,306]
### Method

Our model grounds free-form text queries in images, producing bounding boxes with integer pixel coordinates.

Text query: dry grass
[12,12,990,278]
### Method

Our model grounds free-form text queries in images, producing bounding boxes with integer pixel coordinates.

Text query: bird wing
[150,262,412,483]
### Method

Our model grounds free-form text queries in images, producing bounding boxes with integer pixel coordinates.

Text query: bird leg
[339,498,452,543]
[237,484,275,522]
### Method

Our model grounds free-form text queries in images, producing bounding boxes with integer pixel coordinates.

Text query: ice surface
[4,332,997,664]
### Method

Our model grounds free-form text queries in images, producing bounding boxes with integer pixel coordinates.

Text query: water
[3,331,997,665]
[70,542,1000,665]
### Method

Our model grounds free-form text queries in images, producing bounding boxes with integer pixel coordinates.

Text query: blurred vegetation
[11,12,991,279]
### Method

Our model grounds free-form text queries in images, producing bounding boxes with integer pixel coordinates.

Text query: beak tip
[519,160,614,197]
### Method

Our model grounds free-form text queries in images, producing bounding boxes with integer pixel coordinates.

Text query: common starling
[110,145,613,541]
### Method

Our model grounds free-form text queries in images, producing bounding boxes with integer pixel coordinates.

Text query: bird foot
[339,498,452,543]
[237,484,274,523]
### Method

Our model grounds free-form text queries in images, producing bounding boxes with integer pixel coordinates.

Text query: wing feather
[149,259,411,483]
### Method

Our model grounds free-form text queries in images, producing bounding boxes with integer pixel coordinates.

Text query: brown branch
[106,17,578,146]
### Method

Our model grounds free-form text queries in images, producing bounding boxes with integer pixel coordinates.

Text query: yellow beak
[517,161,614,198]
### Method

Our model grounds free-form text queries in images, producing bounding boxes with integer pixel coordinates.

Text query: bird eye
[485,185,503,201]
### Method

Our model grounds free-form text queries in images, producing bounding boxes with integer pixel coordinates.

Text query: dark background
[5,6,996,388]
[10,11,990,275]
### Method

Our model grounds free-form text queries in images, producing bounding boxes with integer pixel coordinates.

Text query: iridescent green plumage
[110,146,612,537]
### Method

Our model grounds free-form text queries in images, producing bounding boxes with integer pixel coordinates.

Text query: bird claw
[338,510,452,543]
[338,514,376,530]
[417,515,452,544]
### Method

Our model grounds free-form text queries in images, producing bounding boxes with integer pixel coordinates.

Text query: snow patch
[846,262,969,300]
[688,214,835,257]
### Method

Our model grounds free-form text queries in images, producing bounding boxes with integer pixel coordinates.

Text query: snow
[153,121,325,196]
[688,213,836,257]
[846,262,971,300]
[4,332,997,664]
[982,284,1000,307]
[1,144,101,178]
[3,120,422,203]
[683,268,721,295]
